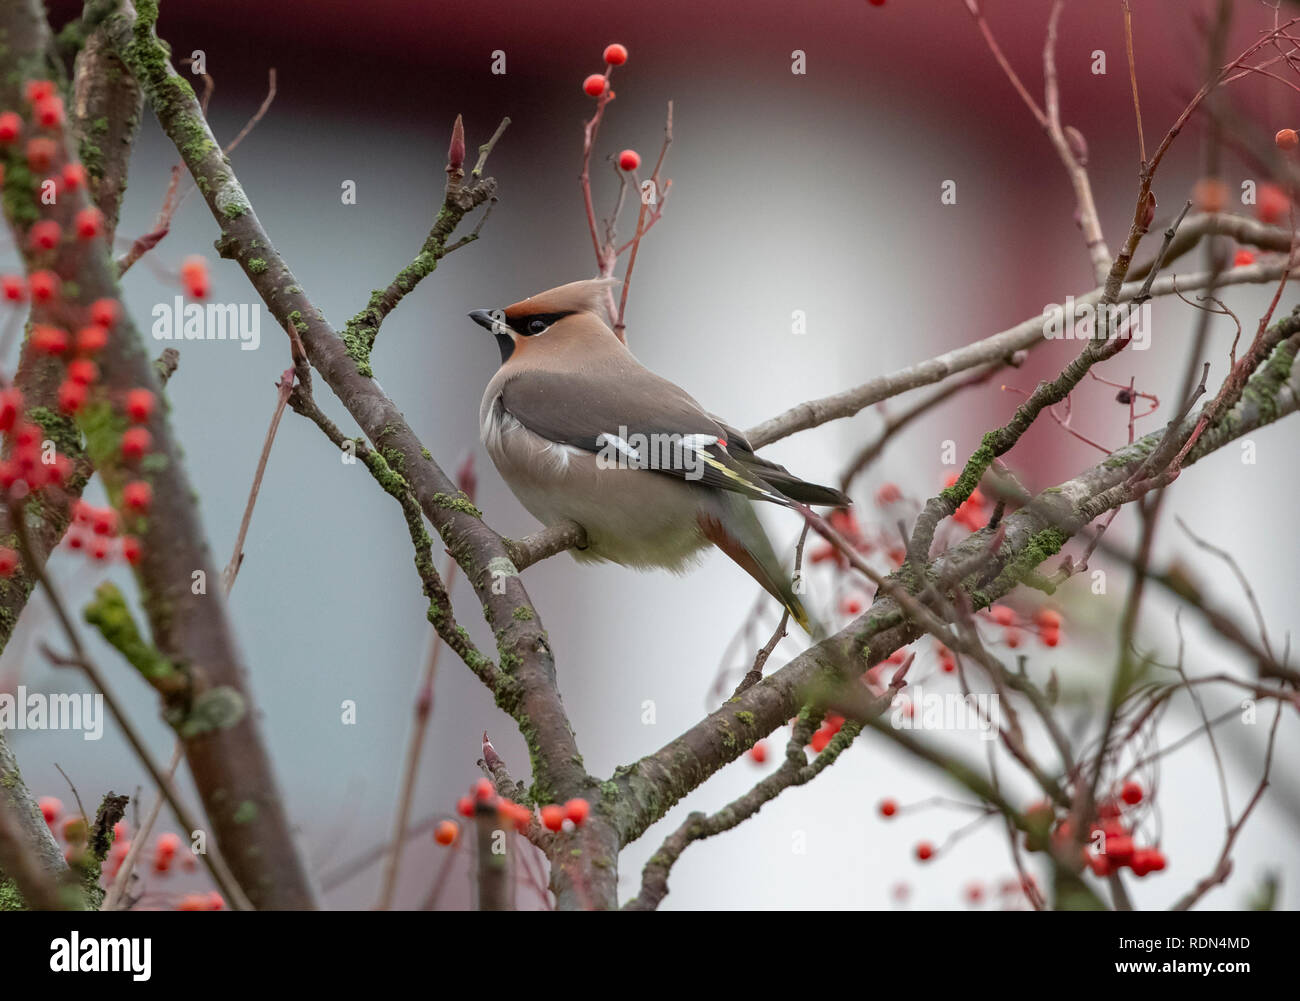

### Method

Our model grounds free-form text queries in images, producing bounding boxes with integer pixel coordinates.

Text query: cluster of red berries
[1024,782,1167,879]
[38,796,220,909]
[0,81,164,579]
[812,473,994,620]
[63,499,144,564]
[0,82,104,246]
[808,712,846,753]
[445,778,591,844]
[809,507,901,616]
[944,471,990,532]
[579,45,641,172]
[983,603,1062,650]
[581,42,628,98]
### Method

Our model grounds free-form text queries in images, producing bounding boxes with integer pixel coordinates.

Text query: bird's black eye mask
[506,310,575,337]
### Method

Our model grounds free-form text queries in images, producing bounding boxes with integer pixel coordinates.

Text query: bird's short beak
[468,309,497,332]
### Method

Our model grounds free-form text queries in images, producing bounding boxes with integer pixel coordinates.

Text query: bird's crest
[502,277,621,320]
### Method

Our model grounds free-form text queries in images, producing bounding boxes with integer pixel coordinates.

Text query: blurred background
[4,0,1296,909]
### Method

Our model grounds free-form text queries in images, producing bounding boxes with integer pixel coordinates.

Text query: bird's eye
[527,318,549,335]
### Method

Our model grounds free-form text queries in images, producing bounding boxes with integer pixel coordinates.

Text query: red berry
[1233,248,1255,267]
[89,507,116,536]
[25,80,56,104]
[179,256,210,299]
[915,841,934,861]
[29,220,61,251]
[30,323,68,354]
[1255,183,1289,225]
[473,777,495,802]
[120,535,142,565]
[89,536,111,562]
[34,96,64,129]
[433,820,459,846]
[122,480,153,513]
[603,43,628,65]
[61,163,86,190]
[748,741,768,764]
[177,893,207,911]
[57,379,86,414]
[39,797,61,823]
[618,149,641,171]
[156,832,181,856]
[990,605,1015,626]
[809,728,831,753]
[113,820,128,840]
[1192,177,1228,213]
[1277,128,1298,150]
[1120,780,1143,805]
[879,798,898,818]
[66,358,98,385]
[120,427,152,462]
[840,595,863,616]
[0,112,21,144]
[74,207,103,240]
[14,423,39,451]
[583,74,608,97]
[0,388,22,431]
[124,389,155,423]
[965,881,984,903]
[498,800,532,831]
[1034,608,1061,629]
[1003,627,1021,649]
[563,798,590,826]
[875,482,902,505]
[808,542,838,565]
[76,324,109,354]
[89,298,119,328]
[1040,627,1060,647]
[25,137,57,173]
[540,804,564,831]
[28,270,59,302]
[1104,834,1135,864]
[456,796,474,818]
[1,274,25,301]
[0,460,22,490]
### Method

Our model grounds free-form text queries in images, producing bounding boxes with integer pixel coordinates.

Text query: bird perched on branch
[469,278,850,632]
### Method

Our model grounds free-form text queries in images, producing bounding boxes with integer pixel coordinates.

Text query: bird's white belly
[482,402,709,571]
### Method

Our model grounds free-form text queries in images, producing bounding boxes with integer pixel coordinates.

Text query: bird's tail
[728,451,851,508]
[698,493,824,637]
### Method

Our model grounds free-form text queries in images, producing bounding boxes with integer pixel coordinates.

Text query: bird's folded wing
[498,369,790,503]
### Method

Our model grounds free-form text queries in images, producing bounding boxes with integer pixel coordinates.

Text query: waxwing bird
[469,278,850,632]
